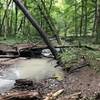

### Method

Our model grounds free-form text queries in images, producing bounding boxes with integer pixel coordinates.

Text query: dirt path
[60,67,100,99]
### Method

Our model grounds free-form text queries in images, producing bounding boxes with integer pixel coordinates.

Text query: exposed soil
[62,66,100,99]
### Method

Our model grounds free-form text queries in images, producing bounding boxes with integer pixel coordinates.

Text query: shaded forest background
[0,0,100,44]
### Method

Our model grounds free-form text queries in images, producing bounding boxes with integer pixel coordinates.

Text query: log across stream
[0,57,64,93]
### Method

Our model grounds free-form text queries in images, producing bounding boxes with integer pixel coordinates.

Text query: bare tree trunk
[84,0,87,36]
[14,4,18,34]
[79,0,84,37]
[92,0,97,37]
[35,0,54,34]
[95,0,100,43]
[75,0,78,37]
[18,17,23,31]
[49,0,53,12]
[13,0,58,59]
[10,1,13,34]
[41,0,62,45]
[35,0,62,45]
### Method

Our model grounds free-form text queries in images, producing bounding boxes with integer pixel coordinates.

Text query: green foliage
[59,48,77,63]
[59,47,100,70]
[0,0,98,40]
[83,50,100,72]
[16,32,25,41]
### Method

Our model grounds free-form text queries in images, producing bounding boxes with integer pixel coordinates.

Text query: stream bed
[0,57,64,93]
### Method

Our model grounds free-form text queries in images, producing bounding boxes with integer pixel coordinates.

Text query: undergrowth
[59,47,100,71]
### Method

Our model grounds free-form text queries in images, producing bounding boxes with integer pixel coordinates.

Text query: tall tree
[92,0,97,37]
[10,1,14,34]
[74,0,78,37]
[84,0,88,36]
[35,0,62,45]
[79,0,84,37]
[95,0,100,43]
[0,0,12,36]
[14,4,18,34]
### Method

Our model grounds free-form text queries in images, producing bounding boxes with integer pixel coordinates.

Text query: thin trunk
[23,0,27,35]
[4,0,11,39]
[10,1,13,34]
[0,0,12,34]
[92,0,97,37]
[95,0,100,43]
[84,0,88,36]
[79,0,84,36]
[49,0,53,12]
[64,23,68,38]
[22,16,26,34]
[75,0,78,37]
[14,4,18,34]
[0,7,1,24]
[18,17,23,31]
[35,0,54,34]
[40,0,62,45]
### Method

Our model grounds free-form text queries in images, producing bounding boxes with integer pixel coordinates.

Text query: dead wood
[64,92,81,99]
[14,79,33,87]
[13,0,59,59]
[68,63,90,73]
[1,90,42,100]
[0,55,19,58]
[14,43,36,51]
[44,89,64,100]
[0,43,99,58]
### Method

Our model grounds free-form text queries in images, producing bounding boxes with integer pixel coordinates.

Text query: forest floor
[0,43,100,100]
[0,58,100,100]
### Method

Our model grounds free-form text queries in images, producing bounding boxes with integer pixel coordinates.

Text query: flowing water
[0,57,64,93]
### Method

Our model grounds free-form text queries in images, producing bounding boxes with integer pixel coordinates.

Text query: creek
[0,55,64,93]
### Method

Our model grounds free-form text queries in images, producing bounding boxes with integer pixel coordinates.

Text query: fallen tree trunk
[13,43,100,51]
[0,55,19,58]
[0,44,99,58]
[1,90,42,100]
[15,79,33,87]
[0,45,99,54]
[13,0,58,60]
